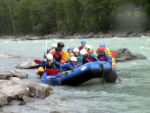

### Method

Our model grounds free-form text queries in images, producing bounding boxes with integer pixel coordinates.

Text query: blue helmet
[67,46,74,50]
[81,39,86,43]
[99,43,106,47]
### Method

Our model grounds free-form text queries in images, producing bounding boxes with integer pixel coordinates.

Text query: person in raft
[85,44,97,56]
[80,49,97,65]
[97,47,112,65]
[73,48,83,65]
[65,46,74,62]
[36,53,60,78]
[59,56,78,73]
[99,43,116,69]
[50,42,67,67]
[78,39,86,52]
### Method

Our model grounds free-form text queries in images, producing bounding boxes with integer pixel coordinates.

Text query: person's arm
[40,60,48,69]
[105,55,112,65]
[53,58,60,67]
[59,63,69,72]
[90,53,97,61]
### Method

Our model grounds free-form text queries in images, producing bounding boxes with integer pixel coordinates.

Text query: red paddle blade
[44,69,59,74]
[34,60,41,64]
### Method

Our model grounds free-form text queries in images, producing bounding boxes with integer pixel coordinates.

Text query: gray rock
[115,48,147,62]
[9,68,28,79]
[115,32,128,37]
[9,100,26,106]
[85,32,94,38]
[25,36,42,40]
[26,83,52,99]
[0,71,13,79]
[16,59,39,69]
[23,96,35,103]
[0,78,52,107]
[0,78,30,106]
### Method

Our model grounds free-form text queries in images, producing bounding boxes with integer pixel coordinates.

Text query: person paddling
[36,53,60,78]
[59,56,78,73]
[50,42,67,67]
[97,47,112,64]
[99,43,116,69]
[80,49,97,65]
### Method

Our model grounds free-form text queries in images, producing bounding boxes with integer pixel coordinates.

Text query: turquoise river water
[0,37,150,113]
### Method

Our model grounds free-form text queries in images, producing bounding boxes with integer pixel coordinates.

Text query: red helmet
[98,47,105,53]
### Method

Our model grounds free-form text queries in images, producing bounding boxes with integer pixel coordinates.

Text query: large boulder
[9,68,28,79]
[115,48,147,62]
[26,83,52,99]
[16,59,39,69]
[0,78,30,106]
[0,78,52,107]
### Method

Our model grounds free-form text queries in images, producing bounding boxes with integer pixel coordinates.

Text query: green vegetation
[0,0,150,35]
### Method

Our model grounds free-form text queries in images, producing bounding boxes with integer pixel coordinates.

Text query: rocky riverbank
[0,69,51,107]
[1,30,150,40]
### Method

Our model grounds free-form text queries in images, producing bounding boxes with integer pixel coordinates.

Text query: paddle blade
[34,60,41,64]
[44,69,59,74]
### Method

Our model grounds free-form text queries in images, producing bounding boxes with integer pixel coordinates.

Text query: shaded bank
[1,30,150,40]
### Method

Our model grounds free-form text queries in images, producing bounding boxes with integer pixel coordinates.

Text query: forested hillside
[0,0,150,35]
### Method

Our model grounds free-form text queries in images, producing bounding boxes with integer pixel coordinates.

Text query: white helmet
[80,49,87,55]
[47,53,53,60]
[70,56,77,62]
[73,48,79,53]
[52,43,57,48]
[85,44,92,49]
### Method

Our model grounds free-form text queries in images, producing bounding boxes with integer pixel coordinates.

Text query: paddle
[44,69,59,74]
[34,60,41,64]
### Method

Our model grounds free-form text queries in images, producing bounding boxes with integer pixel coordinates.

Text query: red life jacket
[99,56,105,61]
[78,46,84,51]
[86,54,94,62]
[53,49,62,62]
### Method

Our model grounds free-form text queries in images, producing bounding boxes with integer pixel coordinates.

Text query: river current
[0,37,150,113]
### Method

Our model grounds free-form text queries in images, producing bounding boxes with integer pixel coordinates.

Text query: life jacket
[86,53,94,62]
[51,48,62,62]
[112,58,116,69]
[98,56,106,61]
[65,51,73,61]
[105,47,116,68]
[46,60,55,69]
[105,47,112,57]
[78,46,85,51]
[75,54,82,63]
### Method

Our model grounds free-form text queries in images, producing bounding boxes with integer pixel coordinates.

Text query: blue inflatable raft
[42,61,117,86]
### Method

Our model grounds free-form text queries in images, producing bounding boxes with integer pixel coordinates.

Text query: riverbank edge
[0,30,150,40]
